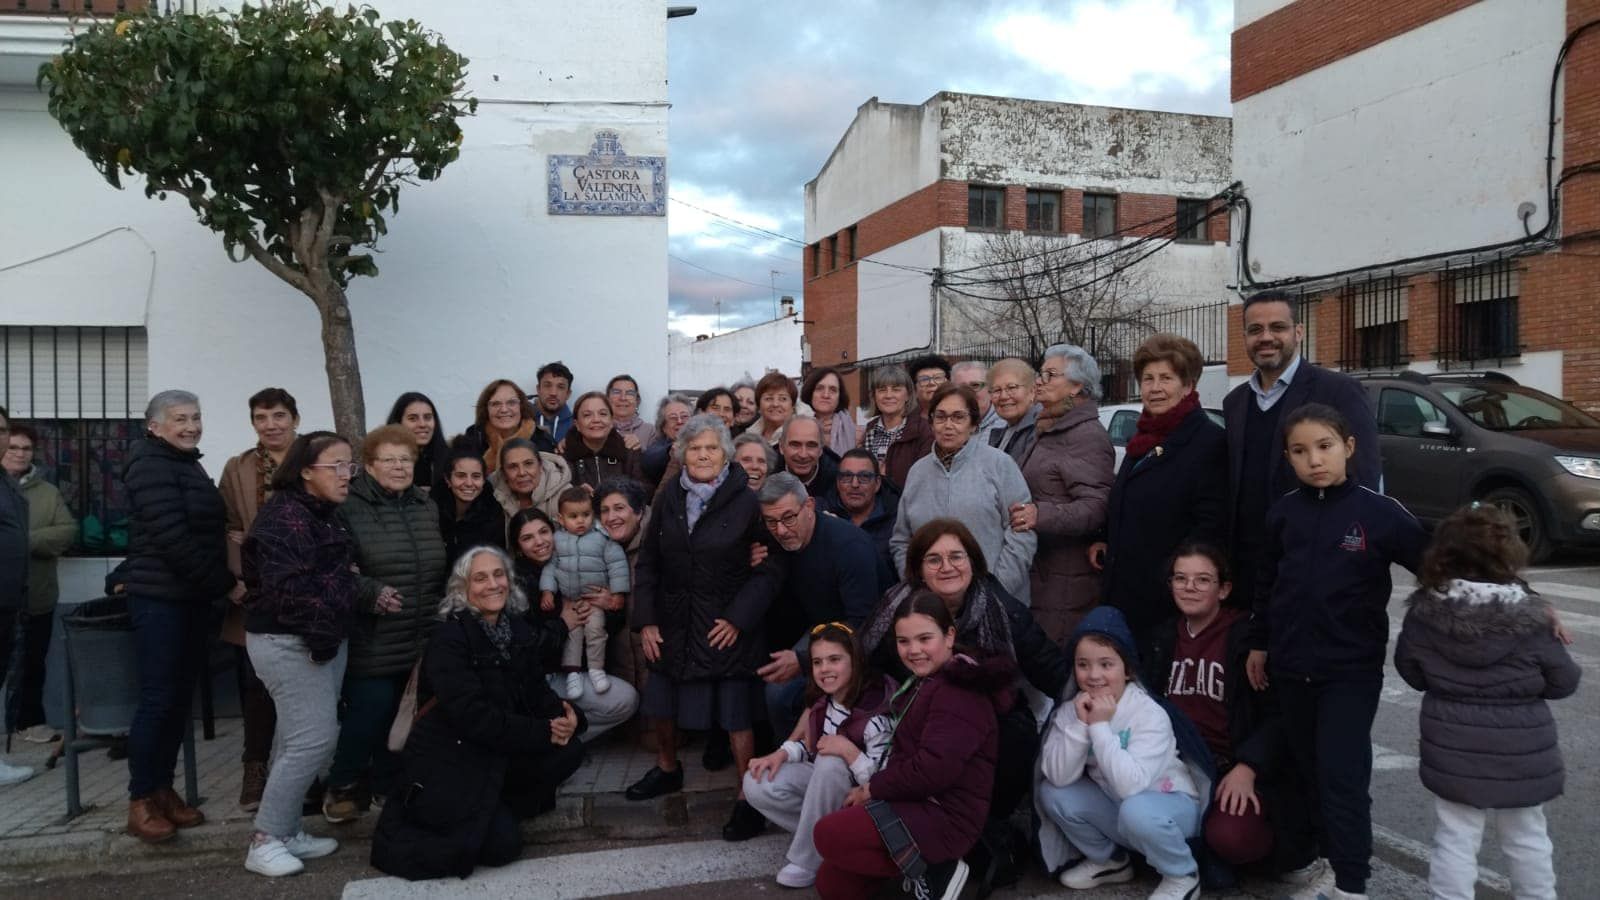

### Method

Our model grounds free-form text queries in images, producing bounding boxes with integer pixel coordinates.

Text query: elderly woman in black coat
[628,413,783,840]
[370,545,584,881]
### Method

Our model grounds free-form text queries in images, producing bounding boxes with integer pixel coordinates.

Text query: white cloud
[988,1,1231,100]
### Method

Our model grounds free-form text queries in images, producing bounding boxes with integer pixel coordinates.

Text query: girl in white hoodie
[1036,606,1204,900]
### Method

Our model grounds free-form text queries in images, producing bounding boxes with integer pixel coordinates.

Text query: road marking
[1374,823,1513,895]
[1527,581,1600,607]
[1372,742,1419,771]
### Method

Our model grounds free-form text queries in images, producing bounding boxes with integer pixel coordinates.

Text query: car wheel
[1482,486,1552,564]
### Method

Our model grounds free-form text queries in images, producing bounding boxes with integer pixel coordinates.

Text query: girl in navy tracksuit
[1245,403,1427,900]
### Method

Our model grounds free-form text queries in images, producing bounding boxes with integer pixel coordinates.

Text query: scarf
[477,613,514,661]
[821,412,858,457]
[860,577,1016,663]
[253,443,279,510]
[680,462,730,533]
[483,419,536,474]
[1126,390,1200,463]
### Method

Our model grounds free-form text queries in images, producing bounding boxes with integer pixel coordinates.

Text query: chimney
[695,334,710,342]
[780,295,796,318]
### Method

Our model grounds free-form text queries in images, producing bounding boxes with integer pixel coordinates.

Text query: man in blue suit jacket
[1223,292,1381,607]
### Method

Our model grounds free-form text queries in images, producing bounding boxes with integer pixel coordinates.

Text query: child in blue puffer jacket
[539,487,630,700]
[1244,403,1428,900]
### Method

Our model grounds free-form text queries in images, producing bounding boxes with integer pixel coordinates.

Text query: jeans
[1429,796,1556,900]
[235,644,277,765]
[327,672,407,793]
[743,754,855,874]
[764,675,808,740]
[247,633,346,838]
[1278,676,1381,894]
[547,673,639,742]
[127,596,207,799]
[1036,777,1201,878]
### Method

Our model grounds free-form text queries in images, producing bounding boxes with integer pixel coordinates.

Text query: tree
[39,1,477,438]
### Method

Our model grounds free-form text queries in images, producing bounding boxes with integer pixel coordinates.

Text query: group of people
[0,290,1580,900]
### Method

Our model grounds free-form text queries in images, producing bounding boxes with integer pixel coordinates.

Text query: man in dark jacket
[1224,292,1380,607]
[820,449,899,591]
[755,473,882,736]
[0,407,36,786]
[775,416,838,499]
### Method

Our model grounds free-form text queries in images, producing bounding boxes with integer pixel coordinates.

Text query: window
[1106,409,1139,446]
[1082,193,1117,239]
[1377,389,1448,438]
[1340,277,1409,370]
[968,185,1004,229]
[1439,260,1520,364]
[827,235,838,271]
[810,243,821,277]
[2,326,150,554]
[847,225,858,263]
[1176,199,1209,242]
[1025,190,1060,233]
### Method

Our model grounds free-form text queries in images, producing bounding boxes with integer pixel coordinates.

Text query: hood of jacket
[561,427,631,465]
[937,651,1018,713]
[348,469,429,507]
[491,452,573,512]
[1036,396,1099,437]
[124,434,201,477]
[1406,579,1553,666]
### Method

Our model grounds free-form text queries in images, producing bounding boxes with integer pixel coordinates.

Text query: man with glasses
[775,416,837,499]
[754,473,881,737]
[0,406,37,786]
[951,360,1001,438]
[905,354,952,411]
[821,448,899,590]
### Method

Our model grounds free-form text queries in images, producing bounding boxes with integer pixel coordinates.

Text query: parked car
[1359,371,1600,562]
[1099,403,1225,473]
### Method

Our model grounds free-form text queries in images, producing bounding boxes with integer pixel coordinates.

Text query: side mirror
[1422,421,1453,439]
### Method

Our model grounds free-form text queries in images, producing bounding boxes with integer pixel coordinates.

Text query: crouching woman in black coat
[371,545,585,881]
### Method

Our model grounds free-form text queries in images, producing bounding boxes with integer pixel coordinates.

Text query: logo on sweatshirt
[1340,522,1368,552]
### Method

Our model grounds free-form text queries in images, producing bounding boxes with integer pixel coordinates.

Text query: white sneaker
[1059,852,1135,890]
[245,837,306,877]
[776,862,815,888]
[1149,872,1201,900]
[281,830,338,860]
[1279,858,1328,886]
[1327,891,1367,900]
[20,725,59,744]
[588,669,611,694]
[564,673,585,700]
[1286,860,1338,900]
[0,759,36,787]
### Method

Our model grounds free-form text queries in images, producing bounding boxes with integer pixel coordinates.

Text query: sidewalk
[0,718,739,873]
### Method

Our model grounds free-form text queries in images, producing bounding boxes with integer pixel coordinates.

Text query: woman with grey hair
[1009,344,1115,643]
[118,389,242,844]
[628,414,783,843]
[857,364,931,491]
[988,357,1042,462]
[732,431,777,492]
[371,545,584,881]
[642,393,694,491]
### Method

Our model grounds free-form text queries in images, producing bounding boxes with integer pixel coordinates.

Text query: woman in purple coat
[812,590,1015,900]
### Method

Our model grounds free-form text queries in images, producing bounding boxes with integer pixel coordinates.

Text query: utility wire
[668,254,802,294]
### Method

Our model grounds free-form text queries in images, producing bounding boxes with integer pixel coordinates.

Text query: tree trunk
[310,282,368,440]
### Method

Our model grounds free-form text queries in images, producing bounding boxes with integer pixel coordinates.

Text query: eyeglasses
[4,443,30,454]
[959,381,988,392]
[922,551,969,568]
[487,399,522,410]
[1037,370,1069,383]
[931,412,971,424]
[835,471,879,485]
[374,456,413,467]
[310,462,360,477]
[1169,574,1218,589]
[915,374,947,386]
[810,621,853,636]
[762,510,803,531]
[608,388,639,398]
[991,383,1031,396]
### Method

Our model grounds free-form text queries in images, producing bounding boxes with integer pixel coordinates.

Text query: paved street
[2,555,1594,899]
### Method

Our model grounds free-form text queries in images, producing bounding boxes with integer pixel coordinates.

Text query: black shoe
[915,858,970,900]
[701,729,733,772]
[301,777,326,816]
[965,821,1019,897]
[721,799,767,841]
[625,763,684,801]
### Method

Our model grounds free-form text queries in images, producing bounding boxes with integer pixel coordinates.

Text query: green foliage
[38,1,477,286]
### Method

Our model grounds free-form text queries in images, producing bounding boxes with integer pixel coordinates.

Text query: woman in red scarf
[1088,334,1227,679]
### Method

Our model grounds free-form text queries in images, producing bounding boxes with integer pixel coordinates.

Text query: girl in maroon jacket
[812,591,1015,900]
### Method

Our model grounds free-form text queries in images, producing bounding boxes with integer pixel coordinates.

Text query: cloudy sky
[664,0,1235,338]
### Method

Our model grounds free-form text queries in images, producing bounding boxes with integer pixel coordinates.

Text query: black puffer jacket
[560,429,643,492]
[1395,580,1581,809]
[339,472,448,678]
[436,487,508,568]
[632,464,782,681]
[119,436,235,604]
[371,611,584,880]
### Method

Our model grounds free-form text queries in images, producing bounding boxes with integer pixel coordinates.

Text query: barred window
[1339,277,1409,370]
[968,185,1005,230]
[1438,259,1520,365]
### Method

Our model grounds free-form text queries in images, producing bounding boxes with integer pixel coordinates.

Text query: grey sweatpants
[742,755,855,874]
[247,632,347,838]
[560,610,608,673]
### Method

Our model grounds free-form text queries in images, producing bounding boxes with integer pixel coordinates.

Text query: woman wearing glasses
[605,375,655,449]
[891,384,1037,604]
[322,425,448,826]
[860,518,1069,892]
[460,378,556,474]
[641,395,693,492]
[240,431,360,876]
[1008,344,1115,644]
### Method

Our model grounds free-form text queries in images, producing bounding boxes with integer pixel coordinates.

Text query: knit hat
[1070,606,1140,669]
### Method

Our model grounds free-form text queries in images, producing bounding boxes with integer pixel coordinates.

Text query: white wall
[1234,0,1291,28]
[855,230,942,361]
[1233,0,1566,283]
[667,315,802,391]
[804,97,940,242]
[0,0,669,470]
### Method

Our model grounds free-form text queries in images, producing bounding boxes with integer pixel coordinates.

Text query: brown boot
[126,797,176,844]
[239,762,268,812]
[151,786,205,829]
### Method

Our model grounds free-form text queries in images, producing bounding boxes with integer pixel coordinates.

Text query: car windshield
[1437,384,1600,431]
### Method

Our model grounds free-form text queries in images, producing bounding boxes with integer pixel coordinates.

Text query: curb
[0,788,740,876]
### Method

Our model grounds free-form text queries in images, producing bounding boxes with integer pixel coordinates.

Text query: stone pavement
[0,717,740,873]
